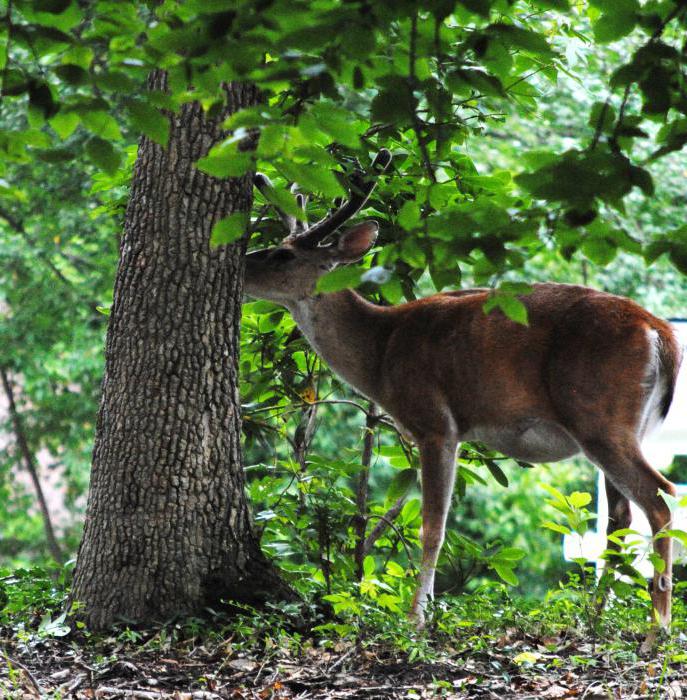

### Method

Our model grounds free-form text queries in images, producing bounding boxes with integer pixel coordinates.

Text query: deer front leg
[410,434,458,627]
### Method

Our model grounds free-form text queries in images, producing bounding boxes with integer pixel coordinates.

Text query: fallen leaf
[227,658,257,672]
[513,651,540,666]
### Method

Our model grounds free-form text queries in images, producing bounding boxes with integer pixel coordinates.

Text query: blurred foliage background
[0,0,686,603]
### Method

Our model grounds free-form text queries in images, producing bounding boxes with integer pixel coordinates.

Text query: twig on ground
[4,655,42,697]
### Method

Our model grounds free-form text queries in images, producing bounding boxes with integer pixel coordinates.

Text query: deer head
[244,149,392,304]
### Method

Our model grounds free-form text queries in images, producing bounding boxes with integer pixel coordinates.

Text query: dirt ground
[2,627,685,699]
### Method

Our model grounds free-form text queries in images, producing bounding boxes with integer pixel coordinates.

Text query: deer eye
[270,249,296,264]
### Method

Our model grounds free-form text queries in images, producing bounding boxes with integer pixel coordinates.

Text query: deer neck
[287,290,389,401]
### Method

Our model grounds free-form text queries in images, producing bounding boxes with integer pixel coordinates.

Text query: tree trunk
[71,76,291,629]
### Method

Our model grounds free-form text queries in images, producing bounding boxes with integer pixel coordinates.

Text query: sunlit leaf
[85,137,121,175]
[210,212,249,247]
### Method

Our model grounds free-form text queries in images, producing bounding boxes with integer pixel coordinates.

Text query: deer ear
[334,221,378,262]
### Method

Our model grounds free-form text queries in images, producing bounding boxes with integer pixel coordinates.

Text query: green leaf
[258,184,305,220]
[371,76,418,125]
[582,236,617,265]
[648,552,666,574]
[489,23,555,55]
[540,483,568,505]
[495,547,526,561]
[610,62,645,89]
[306,103,360,149]
[542,521,571,535]
[399,498,421,525]
[385,560,406,577]
[483,294,529,325]
[588,101,616,133]
[35,147,76,163]
[54,63,89,86]
[277,161,345,199]
[513,651,539,665]
[28,81,58,119]
[448,68,506,97]
[49,111,79,139]
[568,491,592,508]
[80,110,122,141]
[485,460,509,488]
[397,200,421,231]
[662,529,687,548]
[126,99,170,147]
[86,137,121,175]
[593,3,638,43]
[457,0,490,17]
[196,150,253,179]
[210,212,248,247]
[386,468,416,503]
[492,563,518,585]
[34,0,72,11]
[316,266,363,293]
[530,0,569,8]
[499,281,533,296]
[640,66,672,115]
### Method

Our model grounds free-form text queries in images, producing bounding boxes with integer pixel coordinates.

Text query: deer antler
[254,173,303,235]
[290,148,392,248]
[254,149,392,248]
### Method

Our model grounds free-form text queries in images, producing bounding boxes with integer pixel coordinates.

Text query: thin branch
[1,0,14,99]
[609,84,632,153]
[364,511,417,573]
[0,367,63,563]
[244,397,372,418]
[589,98,610,151]
[247,203,272,237]
[0,205,76,289]
[354,403,378,580]
[3,654,42,697]
[503,65,551,92]
[409,11,436,184]
[649,2,685,41]
[363,495,407,554]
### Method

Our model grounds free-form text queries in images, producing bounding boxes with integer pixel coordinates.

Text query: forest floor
[2,622,686,699]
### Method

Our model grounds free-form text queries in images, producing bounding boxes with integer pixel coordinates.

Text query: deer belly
[466,418,580,463]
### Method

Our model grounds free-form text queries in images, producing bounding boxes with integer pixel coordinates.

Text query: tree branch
[0,205,76,289]
[363,495,407,555]
[0,367,63,563]
[354,403,378,580]
[409,11,436,184]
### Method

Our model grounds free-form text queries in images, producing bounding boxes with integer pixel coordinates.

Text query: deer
[243,149,683,649]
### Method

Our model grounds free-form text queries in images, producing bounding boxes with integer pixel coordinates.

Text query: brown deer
[243,149,683,644]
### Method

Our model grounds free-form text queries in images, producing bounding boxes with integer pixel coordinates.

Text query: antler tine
[290,148,392,249]
[291,183,309,234]
[254,172,299,235]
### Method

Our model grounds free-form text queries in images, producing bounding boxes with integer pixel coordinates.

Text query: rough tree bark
[70,76,291,629]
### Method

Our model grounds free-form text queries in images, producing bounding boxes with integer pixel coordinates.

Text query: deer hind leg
[584,437,675,630]
[410,434,458,627]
